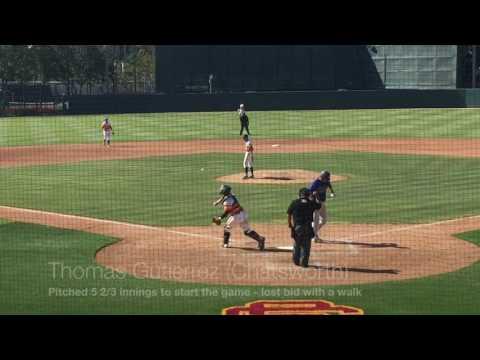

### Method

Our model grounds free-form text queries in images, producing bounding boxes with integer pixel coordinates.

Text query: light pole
[472,45,477,88]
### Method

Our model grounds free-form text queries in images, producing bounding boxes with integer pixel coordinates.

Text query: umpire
[287,188,322,268]
[238,104,250,136]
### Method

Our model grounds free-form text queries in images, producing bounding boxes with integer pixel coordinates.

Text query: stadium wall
[64,89,480,115]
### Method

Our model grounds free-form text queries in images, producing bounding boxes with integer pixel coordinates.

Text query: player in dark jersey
[287,188,322,267]
[237,104,250,136]
[308,170,336,243]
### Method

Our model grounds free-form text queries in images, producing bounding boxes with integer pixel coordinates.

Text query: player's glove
[212,216,222,226]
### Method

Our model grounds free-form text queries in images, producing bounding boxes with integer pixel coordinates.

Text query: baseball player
[237,104,250,136]
[242,134,254,179]
[308,170,336,243]
[287,188,322,267]
[212,184,266,250]
[101,117,114,146]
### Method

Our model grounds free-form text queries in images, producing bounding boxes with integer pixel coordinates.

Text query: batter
[308,170,336,243]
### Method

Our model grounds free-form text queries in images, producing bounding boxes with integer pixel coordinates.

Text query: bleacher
[5,83,54,103]
[0,83,63,116]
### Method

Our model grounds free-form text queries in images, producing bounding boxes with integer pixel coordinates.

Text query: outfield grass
[1,108,480,146]
[1,152,480,225]
[0,222,478,315]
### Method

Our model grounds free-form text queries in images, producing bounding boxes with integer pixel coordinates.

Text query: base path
[3,138,480,168]
[1,206,479,286]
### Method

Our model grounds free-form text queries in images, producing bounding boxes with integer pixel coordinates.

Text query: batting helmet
[219,184,232,195]
[243,134,249,141]
[298,188,311,199]
[320,170,331,180]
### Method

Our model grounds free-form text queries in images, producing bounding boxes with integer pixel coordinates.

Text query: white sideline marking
[3,206,480,246]
[0,205,223,241]
[165,229,223,241]
[0,205,158,231]
[334,214,480,242]
[275,246,294,250]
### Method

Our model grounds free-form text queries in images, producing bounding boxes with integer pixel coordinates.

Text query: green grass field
[1,108,480,314]
[1,108,480,146]
[1,152,480,225]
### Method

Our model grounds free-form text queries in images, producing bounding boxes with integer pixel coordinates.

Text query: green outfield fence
[59,89,480,115]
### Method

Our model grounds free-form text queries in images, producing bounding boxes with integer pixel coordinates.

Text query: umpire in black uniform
[287,188,322,267]
[238,104,250,136]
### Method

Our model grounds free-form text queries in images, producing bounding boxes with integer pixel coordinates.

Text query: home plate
[271,144,280,147]
[275,246,294,250]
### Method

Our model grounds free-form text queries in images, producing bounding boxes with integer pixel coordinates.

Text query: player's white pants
[224,211,251,233]
[313,202,327,237]
[103,130,112,142]
[243,152,253,168]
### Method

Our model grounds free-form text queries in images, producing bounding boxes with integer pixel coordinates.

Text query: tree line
[0,45,155,95]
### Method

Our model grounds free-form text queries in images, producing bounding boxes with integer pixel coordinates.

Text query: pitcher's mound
[216,169,347,184]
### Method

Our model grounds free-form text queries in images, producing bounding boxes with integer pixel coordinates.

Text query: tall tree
[36,45,61,84]
[0,45,17,86]
[54,46,77,95]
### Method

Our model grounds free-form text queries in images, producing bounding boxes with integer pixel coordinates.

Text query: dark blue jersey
[309,179,331,202]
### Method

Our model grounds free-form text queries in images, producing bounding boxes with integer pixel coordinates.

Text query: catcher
[212,184,266,250]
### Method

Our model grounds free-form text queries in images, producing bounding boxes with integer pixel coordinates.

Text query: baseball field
[1,108,480,314]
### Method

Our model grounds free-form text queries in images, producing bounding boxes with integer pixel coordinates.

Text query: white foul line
[0,205,223,241]
[164,228,223,241]
[3,205,480,245]
[334,214,480,242]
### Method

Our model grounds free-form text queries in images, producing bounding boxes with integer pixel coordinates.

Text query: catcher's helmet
[298,187,311,199]
[320,170,331,180]
[219,184,232,195]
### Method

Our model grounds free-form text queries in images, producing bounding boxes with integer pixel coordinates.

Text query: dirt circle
[96,220,480,286]
[216,169,347,185]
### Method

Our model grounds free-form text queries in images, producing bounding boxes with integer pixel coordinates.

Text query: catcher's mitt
[212,217,222,226]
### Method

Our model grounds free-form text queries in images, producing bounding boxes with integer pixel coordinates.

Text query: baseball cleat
[249,175,255,179]
[257,237,266,251]
[242,176,249,179]
[314,236,323,244]
[223,243,230,248]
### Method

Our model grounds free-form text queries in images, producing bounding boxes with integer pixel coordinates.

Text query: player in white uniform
[242,134,254,179]
[212,184,266,250]
[101,117,114,146]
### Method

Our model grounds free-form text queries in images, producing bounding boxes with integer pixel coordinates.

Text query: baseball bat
[212,196,225,206]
